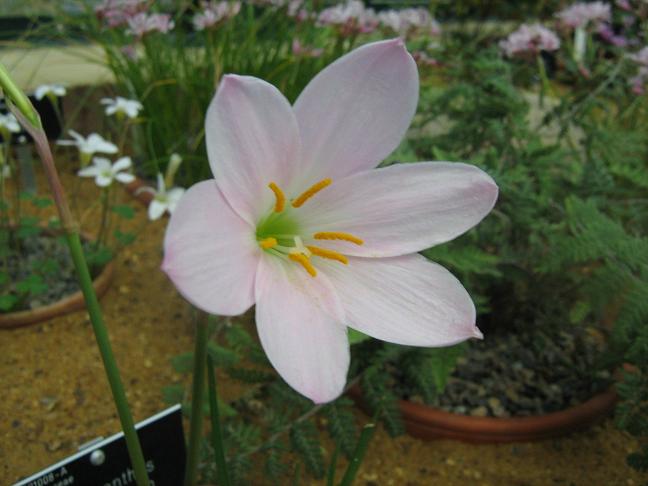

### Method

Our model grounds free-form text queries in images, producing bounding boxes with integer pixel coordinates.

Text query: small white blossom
[57,130,118,158]
[0,113,21,134]
[101,96,143,119]
[78,156,135,187]
[144,173,186,220]
[34,84,67,100]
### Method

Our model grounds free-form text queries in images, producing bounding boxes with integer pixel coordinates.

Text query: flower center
[255,178,363,277]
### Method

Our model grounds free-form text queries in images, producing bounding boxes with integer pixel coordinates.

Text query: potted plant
[350,33,645,450]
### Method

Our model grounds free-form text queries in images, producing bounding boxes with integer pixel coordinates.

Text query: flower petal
[299,162,498,257]
[162,180,259,315]
[96,174,113,187]
[255,254,348,403]
[92,157,112,171]
[115,172,135,184]
[293,38,418,184]
[77,166,99,178]
[205,74,301,224]
[112,156,132,172]
[321,254,481,347]
[148,199,167,220]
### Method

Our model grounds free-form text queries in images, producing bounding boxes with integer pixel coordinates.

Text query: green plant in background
[51,0,362,186]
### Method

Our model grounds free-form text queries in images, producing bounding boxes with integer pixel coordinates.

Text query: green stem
[66,232,150,485]
[0,64,150,486]
[184,312,210,486]
[338,423,376,486]
[207,354,231,486]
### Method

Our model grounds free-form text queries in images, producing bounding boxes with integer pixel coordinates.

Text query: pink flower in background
[317,1,378,36]
[162,40,498,403]
[378,8,441,38]
[412,50,439,67]
[95,0,148,28]
[292,39,324,58]
[597,23,628,46]
[193,1,241,31]
[556,2,611,29]
[629,46,648,66]
[500,24,561,57]
[127,12,175,37]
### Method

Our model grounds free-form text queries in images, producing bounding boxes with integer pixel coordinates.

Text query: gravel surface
[407,326,612,417]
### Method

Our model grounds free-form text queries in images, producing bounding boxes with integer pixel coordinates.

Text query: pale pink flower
[317,1,378,36]
[127,12,175,37]
[193,1,241,31]
[161,40,498,403]
[629,46,648,66]
[292,39,324,58]
[95,0,148,28]
[500,24,561,57]
[378,8,441,38]
[597,23,628,46]
[556,2,611,29]
[412,50,439,67]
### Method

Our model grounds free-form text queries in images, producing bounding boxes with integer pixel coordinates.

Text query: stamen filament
[291,178,332,208]
[259,237,278,249]
[313,232,364,245]
[289,253,317,277]
[268,182,286,212]
[307,245,348,265]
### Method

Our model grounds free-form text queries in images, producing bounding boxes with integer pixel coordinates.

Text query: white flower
[126,12,175,37]
[57,130,119,158]
[0,113,21,134]
[100,96,143,119]
[34,84,66,100]
[78,156,135,187]
[143,173,186,220]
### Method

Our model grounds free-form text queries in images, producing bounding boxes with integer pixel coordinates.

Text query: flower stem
[0,64,151,486]
[184,311,210,486]
[207,354,231,486]
[337,423,376,486]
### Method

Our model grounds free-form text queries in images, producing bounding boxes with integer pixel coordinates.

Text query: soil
[402,326,613,418]
[1,162,645,486]
[4,232,98,311]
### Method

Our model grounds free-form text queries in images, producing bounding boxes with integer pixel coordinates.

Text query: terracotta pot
[348,385,617,443]
[0,233,115,329]
[125,177,154,207]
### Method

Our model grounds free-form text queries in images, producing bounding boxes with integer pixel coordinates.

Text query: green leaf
[348,328,370,345]
[0,294,18,311]
[0,272,9,285]
[35,258,59,275]
[207,342,239,368]
[86,247,113,267]
[114,230,136,246]
[162,384,185,405]
[112,204,135,220]
[15,274,48,296]
[32,197,53,208]
[170,352,194,374]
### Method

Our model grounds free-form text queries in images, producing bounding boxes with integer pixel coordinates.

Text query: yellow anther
[291,178,332,208]
[313,232,364,245]
[289,253,317,277]
[268,182,285,212]
[306,245,348,265]
[259,237,278,250]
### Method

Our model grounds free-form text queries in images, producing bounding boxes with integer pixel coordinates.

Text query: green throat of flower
[255,178,363,277]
